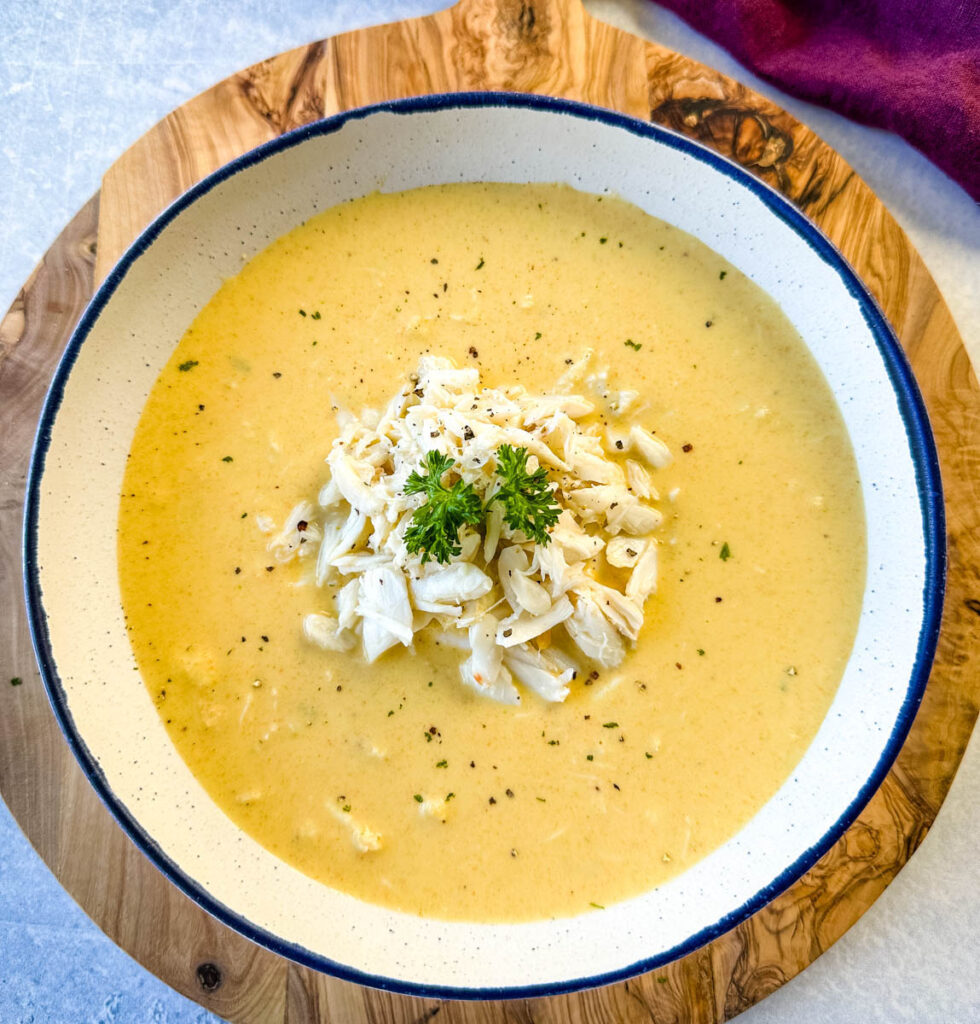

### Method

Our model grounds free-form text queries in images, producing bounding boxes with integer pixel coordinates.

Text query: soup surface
[118,183,866,921]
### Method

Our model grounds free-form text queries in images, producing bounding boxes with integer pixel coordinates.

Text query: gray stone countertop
[0,2,976,1021]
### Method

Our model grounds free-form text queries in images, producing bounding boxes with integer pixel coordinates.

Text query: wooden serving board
[1,1,978,1020]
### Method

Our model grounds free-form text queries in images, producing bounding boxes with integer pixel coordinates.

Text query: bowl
[24,93,944,998]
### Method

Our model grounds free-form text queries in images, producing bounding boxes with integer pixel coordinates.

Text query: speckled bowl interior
[25,95,943,999]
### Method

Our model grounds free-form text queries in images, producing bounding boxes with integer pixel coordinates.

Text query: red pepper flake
[468,346,479,358]
[682,443,693,452]
[296,520,308,532]
[675,662,683,670]
[715,596,723,603]
[489,796,497,805]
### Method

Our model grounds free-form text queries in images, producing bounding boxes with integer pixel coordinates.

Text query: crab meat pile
[269,355,672,705]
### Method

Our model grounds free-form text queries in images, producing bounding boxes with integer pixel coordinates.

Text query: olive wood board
[1,0,977,1021]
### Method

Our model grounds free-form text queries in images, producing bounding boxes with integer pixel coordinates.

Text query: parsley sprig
[485,444,561,545]
[403,451,483,564]
[402,444,561,563]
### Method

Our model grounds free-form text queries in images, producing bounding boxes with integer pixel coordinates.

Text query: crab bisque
[117,183,866,921]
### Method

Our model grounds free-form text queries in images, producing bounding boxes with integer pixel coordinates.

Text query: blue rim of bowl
[23,91,946,1001]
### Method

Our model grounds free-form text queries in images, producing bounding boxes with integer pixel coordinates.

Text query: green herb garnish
[602,722,619,729]
[221,456,234,463]
[435,760,448,768]
[720,542,732,561]
[402,445,560,563]
[178,360,199,372]
[10,677,23,687]
[413,794,424,803]
[403,451,483,564]
[624,339,642,351]
[485,444,561,546]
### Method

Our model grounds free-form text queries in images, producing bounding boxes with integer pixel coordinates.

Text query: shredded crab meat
[273,355,671,704]
[327,804,383,852]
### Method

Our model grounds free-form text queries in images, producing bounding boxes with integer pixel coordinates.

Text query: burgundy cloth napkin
[655,0,980,200]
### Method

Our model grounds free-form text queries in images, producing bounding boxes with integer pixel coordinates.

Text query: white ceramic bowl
[24,94,944,999]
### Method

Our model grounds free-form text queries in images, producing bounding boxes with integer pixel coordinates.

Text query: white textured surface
[1,0,977,1021]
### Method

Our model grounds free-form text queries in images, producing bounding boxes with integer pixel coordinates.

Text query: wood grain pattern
[3,0,978,1021]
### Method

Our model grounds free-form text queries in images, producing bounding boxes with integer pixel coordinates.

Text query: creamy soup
[118,183,866,921]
